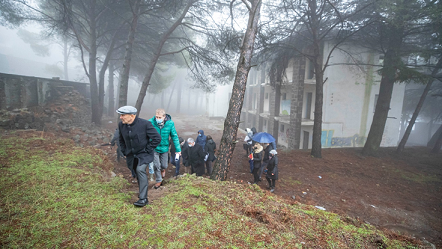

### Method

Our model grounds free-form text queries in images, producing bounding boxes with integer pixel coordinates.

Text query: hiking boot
[270,188,275,193]
[153,181,162,189]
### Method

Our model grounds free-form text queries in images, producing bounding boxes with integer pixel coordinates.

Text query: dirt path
[105,113,442,247]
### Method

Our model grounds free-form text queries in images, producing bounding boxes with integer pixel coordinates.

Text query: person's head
[207,135,212,141]
[116,106,137,124]
[187,138,195,147]
[155,108,166,124]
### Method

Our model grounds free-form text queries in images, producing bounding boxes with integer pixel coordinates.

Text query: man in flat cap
[117,106,161,207]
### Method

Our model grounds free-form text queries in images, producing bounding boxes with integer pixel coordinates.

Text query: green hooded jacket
[149,114,181,154]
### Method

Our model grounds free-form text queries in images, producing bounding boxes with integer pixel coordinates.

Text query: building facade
[240,43,406,149]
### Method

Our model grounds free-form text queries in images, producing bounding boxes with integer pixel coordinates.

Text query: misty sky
[0,24,62,65]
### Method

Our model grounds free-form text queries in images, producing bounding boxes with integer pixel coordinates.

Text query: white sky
[0,24,64,64]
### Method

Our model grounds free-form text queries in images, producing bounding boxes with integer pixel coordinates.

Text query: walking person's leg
[253,167,260,183]
[159,152,168,177]
[270,179,276,192]
[266,177,272,189]
[207,160,213,175]
[153,151,162,187]
[134,163,149,206]
[258,162,267,181]
[175,158,180,176]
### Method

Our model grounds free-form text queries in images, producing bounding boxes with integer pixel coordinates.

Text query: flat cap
[116,106,137,115]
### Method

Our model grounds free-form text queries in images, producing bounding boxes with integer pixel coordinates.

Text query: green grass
[388,168,440,183]
[0,134,424,248]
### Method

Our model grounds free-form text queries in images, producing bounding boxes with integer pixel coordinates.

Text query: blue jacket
[196,130,207,151]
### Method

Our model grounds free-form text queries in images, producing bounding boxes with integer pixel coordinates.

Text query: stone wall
[0,73,89,110]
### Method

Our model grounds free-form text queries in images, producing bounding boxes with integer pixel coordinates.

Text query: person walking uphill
[117,106,161,207]
[196,130,207,151]
[187,138,206,176]
[266,150,279,193]
[204,135,216,176]
[149,108,181,189]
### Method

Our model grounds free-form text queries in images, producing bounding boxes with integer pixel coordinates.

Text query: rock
[110,171,116,177]
[73,134,81,142]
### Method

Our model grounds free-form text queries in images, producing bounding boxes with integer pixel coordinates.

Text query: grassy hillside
[0,131,424,248]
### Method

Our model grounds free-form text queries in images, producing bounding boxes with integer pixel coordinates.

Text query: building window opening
[305,92,312,119]
[307,59,315,80]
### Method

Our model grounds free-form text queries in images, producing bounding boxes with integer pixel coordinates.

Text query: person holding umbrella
[251,143,263,184]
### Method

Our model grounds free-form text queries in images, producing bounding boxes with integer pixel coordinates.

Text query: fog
[0,1,441,151]
[0,25,86,81]
[0,25,226,118]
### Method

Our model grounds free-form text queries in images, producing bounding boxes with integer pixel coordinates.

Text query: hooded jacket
[252,143,263,168]
[196,130,207,151]
[204,138,217,161]
[266,155,279,180]
[149,114,181,154]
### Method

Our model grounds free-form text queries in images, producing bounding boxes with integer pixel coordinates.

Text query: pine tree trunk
[310,58,324,158]
[88,3,100,125]
[362,25,404,156]
[431,128,442,153]
[63,39,69,81]
[397,58,442,153]
[307,0,324,158]
[176,81,182,113]
[166,81,176,111]
[211,0,262,181]
[118,0,141,108]
[135,0,194,114]
[108,62,115,116]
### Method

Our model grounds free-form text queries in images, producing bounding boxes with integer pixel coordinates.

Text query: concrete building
[239,43,406,149]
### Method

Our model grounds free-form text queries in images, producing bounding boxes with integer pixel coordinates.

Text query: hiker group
[115,106,217,207]
[244,127,279,193]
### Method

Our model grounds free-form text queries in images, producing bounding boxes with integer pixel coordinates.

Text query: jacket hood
[253,143,263,153]
[251,127,257,134]
[198,130,205,136]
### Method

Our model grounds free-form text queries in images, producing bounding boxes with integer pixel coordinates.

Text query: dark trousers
[252,167,260,183]
[174,158,181,176]
[205,160,213,175]
[127,156,149,200]
[266,178,276,189]
[258,161,268,179]
[191,162,205,176]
